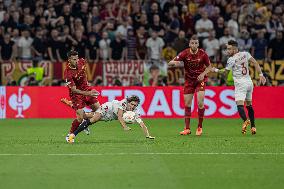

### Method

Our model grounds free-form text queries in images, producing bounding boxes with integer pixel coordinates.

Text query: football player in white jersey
[213,40,266,135]
[67,95,155,143]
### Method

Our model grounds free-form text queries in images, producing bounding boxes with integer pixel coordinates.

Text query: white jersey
[225,51,252,81]
[226,51,254,101]
[96,99,142,123]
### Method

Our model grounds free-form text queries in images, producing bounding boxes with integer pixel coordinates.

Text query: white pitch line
[0,152,284,156]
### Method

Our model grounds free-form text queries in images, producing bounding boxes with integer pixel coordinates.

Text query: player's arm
[138,121,155,139]
[168,58,181,66]
[168,52,184,66]
[248,57,266,85]
[117,109,131,131]
[197,64,213,81]
[197,53,213,81]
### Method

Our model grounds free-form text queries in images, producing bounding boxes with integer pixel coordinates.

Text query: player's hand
[146,136,155,139]
[197,74,204,81]
[89,90,100,97]
[259,75,266,85]
[123,126,131,131]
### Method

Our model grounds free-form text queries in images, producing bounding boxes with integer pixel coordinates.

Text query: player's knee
[197,102,204,109]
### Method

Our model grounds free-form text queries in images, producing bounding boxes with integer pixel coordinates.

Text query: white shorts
[95,102,117,121]
[234,79,254,101]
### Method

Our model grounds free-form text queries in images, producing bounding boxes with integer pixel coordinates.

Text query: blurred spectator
[173,30,188,54]
[58,25,75,61]
[162,43,176,62]
[18,29,33,60]
[150,14,165,38]
[147,2,162,26]
[85,33,99,62]
[110,32,126,61]
[219,27,235,63]
[31,28,46,62]
[131,2,142,31]
[146,30,164,63]
[164,9,180,43]
[251,31,268,60]
[99,31,110,60]
[113,75,122,86]
[137,11,149,30]
[115,18,129,39]
[0,1,5,23]
[136,26,147,60]
[47,29,60,62]
[237,29,252,52]
[61,4,74,28]
[125,28,136,60]
[214,17,225,39]
[0,33,16,61]
[11,28,20,46]
[73,30,87,58]
[251,16,267,39]
[266,13,283,40]
[148,64,160,86]
[180,5,194,36]
[227,12,239,38]
[195,11,213,39]
[202,30,219,62]
[268,31,284,61]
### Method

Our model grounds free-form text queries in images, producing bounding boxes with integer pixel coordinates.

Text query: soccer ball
[122,111,136,124]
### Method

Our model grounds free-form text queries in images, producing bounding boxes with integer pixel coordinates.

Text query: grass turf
[0,118,284,189]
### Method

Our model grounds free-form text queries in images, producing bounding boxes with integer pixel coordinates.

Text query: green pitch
[0,118,284,189]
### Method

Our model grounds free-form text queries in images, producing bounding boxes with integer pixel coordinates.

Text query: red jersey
[64,58,91,96]
[174,48,210,81]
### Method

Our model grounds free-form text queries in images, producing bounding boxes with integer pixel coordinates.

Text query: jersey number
[241,63,247,75]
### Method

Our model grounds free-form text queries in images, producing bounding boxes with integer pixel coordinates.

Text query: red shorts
[71,95,98,110]
[184,80,206,94]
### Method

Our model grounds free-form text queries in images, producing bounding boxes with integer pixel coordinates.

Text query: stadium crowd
[0,0,284,86]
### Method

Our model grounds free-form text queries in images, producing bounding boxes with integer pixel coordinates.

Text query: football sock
[185,106,191,130]
[198,108,205,128]
[246,105,255,127]
[237,105,247,122]
[73,119,91,136]
[69,119,80,133]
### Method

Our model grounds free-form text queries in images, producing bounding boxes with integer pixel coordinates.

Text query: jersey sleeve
[245,52,253,62]
[225,57,234,70]
[173,50,186,61]
[64,70,75,89]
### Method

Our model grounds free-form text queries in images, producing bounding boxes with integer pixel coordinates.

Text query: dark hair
[127,95,140,104]
[190,34,198,41]
[228,40,238,47]
[67,50,78,58]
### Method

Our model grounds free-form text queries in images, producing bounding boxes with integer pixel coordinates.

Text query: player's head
[126,95,140,111]
[226,40,238,57]
[189,35,199,52]
[67,50,79,65]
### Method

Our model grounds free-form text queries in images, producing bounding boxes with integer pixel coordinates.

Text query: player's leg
[68,112,102,143]
[235,82,251,134]
[246,100,256,135]
[196,90,205,136]
[180,92,194,135]
[84,97,100,134]
[245,83,256,134]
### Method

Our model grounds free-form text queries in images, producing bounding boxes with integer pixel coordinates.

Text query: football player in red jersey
[168,35,212,136]
[63,50,100,141]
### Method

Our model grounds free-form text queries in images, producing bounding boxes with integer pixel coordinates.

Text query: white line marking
[0,152,283,156]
